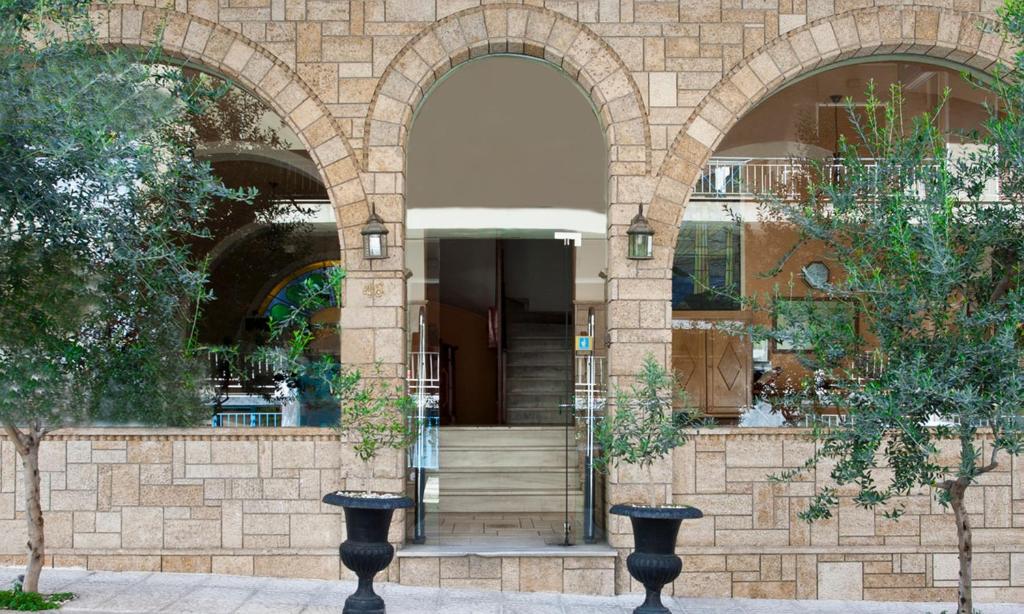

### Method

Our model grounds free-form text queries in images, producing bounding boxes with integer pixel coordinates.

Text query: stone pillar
[604,180,678,591]
[336,187,408,579]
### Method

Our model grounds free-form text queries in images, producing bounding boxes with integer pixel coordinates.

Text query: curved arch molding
[364,3,652,177]
[649,6,1013,267]
[90,4,371,264]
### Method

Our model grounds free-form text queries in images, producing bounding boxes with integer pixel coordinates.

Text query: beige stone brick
[65,441,91,464]
[501,557,520,591]
[440,556,469,579]
[140,485,204,507]
[564,567,615,595]
[469,555,501,579]
[39,441,66,472]
[920,514,957,546]
[244,513,290,535]
[818,561,862,600]
[649,72,677,107]
[91,449,127,464]
[110,464,139,506]
[127,441,172,464]
[74,532,121,549]
[212,555,254,576]
[675,571,731,597]
[51,490,96,511]
[95,511,120,534]
[519,557,563,592]
[400,557,440,587]
[734,581,796,599]
[162,555,211,574]
[164,519,220,549]
[122,507,163,549]
[254,555,339,580]
[87,555,161,572]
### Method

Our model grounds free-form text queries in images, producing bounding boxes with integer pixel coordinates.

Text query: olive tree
[748,44,1024,614]
[0,1,243,592]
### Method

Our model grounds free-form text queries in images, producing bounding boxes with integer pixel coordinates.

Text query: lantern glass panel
[628,233,653,259]
[364,233,386,259]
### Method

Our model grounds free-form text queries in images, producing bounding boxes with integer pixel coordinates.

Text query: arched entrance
[404,54,610,549]
[667,57,996,424]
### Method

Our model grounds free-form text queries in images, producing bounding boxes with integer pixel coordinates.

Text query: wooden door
[672,316,751,418]
[672,328,706,409]
[706,329,751,416]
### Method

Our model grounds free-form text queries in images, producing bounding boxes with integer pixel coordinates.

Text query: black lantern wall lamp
[626,204,654,260]
[361,205,389,260]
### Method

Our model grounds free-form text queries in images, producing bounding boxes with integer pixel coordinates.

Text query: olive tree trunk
[3,421,45,594]
[949,480,973,614]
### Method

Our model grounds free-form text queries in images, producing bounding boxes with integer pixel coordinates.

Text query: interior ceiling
[406,56,606,213]
[717,60,994,155]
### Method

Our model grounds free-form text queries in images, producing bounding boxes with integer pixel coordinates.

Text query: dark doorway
[437,238,573,425]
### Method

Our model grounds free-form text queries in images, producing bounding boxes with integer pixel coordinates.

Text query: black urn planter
[323,491,413,614]
[610,504,703,614]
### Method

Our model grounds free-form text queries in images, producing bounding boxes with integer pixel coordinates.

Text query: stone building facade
[1,428,1022,600]
[4,0,1015,601]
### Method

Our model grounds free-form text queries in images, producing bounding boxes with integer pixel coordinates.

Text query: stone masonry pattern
[56,0,1024,601]
[2,428,1022,600]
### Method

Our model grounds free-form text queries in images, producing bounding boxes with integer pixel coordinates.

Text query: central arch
[648,5,1014,269]
[364,3,650,178]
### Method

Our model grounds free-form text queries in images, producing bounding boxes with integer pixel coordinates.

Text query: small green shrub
[0,581,73,611]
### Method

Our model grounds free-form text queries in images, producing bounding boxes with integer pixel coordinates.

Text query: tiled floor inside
[438,512,568,539]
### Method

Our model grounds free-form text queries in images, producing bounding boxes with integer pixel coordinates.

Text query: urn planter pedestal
[610,504,704,614]
[323,492,413,614]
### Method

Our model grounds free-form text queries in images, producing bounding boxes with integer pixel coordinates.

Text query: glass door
[407,237,440,544]
[555,234,606,546]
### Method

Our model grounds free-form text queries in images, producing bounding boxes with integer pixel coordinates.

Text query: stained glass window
[672,222,741,310]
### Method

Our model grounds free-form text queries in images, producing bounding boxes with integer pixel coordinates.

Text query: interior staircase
[505,319,573,425]
[438,426,582,514]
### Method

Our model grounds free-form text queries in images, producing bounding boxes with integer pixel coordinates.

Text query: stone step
[507,322,571,336]
[440,467,580,491]
[439,426,568,448]
[441,446,569,468]
[506,377,569,394]
[506,391,566,408]
[506,365,571,380]
[439,490,584,513]
[507,337,568,351]
[505,351,571,367]
[505,408,568,425]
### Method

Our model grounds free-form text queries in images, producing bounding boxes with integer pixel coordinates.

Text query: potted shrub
[594,353,707,614]
[321,369,415,614]
[231,267,416,613]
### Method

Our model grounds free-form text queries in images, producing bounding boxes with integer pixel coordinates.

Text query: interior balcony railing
[206,351,282,427]
[693,157,881,201]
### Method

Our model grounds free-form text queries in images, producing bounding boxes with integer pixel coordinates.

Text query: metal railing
[407,351,440,398]
[211,411,282,428]
[693,157,883,200]
[206,351,279,397]
[574,355,607,405]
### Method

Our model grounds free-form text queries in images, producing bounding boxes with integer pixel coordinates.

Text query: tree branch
[2,420,30,458]
[976,445,1001,476]
[989,270,1014,304]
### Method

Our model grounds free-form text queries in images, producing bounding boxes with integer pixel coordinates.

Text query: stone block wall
[0,428,372,581]
[663,429,1024,602]
[4,427,1022,601]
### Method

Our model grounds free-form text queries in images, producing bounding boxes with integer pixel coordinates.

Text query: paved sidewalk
[1,567,1019,613]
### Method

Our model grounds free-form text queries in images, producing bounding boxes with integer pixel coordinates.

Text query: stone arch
[650,5,1015,268]
[90,4,370,265]
[363,3,651,178]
